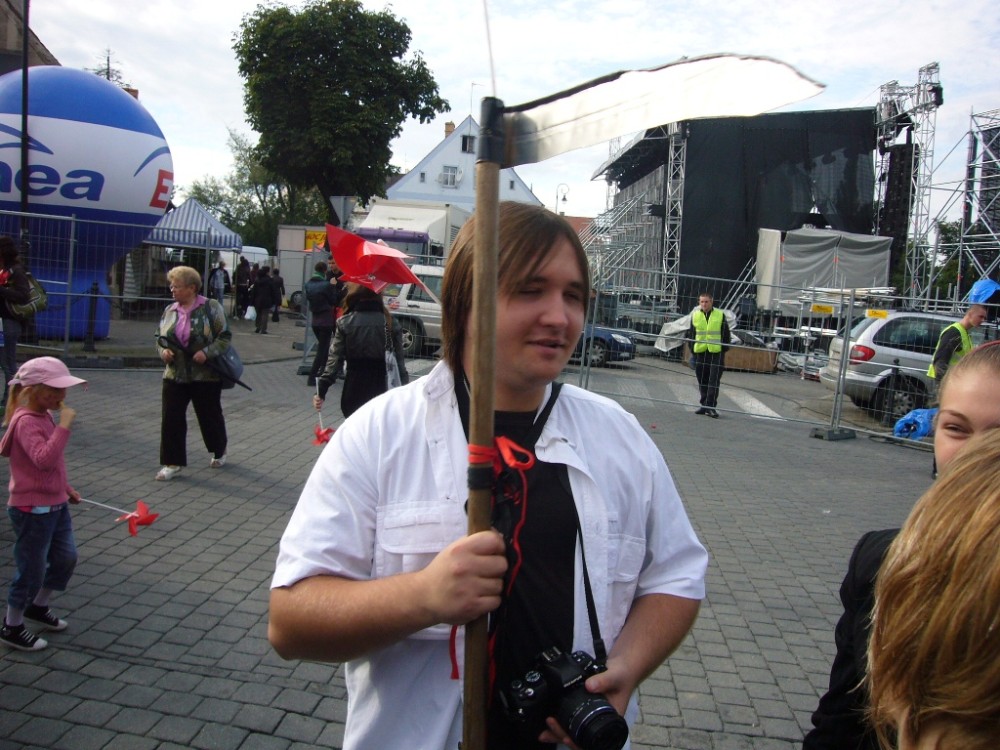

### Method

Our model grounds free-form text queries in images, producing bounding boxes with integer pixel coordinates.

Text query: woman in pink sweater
[0,357,86,652]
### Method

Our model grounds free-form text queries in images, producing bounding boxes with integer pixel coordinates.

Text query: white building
[384,115,541,212]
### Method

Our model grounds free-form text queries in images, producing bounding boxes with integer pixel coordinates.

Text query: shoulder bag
[213,345,246,390]
[9,273,48,319]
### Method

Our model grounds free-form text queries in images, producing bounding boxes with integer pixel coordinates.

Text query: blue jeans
[6,504,77,611]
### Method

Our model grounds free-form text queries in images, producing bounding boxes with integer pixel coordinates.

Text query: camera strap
[561,469,608,665]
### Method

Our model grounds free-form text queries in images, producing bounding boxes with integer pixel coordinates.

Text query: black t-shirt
[486,410,576,749]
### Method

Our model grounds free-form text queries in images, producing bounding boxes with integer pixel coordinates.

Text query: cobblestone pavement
[0,323,932,749]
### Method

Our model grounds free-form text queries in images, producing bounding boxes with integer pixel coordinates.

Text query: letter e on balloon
[150,169,173,209]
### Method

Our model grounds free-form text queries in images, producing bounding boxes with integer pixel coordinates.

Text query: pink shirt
[0,408,74,508]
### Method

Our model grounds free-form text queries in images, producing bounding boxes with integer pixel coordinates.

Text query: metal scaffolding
[874,62,942,302]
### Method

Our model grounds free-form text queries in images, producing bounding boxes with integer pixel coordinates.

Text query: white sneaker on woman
[210,454,227,468]
[156,465,182,481]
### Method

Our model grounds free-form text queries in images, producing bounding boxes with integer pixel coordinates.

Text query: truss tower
[875,63,941,302]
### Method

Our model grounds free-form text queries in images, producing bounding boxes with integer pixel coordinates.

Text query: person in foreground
[0,357,86,652]
[867,427,1000,750]
[154,266,231,481]
[270,202,708,750]
[803,340,1000,749]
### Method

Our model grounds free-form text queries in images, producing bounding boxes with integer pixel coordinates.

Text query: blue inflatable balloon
[0,67,172,337]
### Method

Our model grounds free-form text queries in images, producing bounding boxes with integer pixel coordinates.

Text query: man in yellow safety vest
[687,292,731,418]
[928,304,987,389]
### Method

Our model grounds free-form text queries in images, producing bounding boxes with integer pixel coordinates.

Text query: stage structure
[591,108,877,312]
[955,109,1000,282]
[874,63,942,303]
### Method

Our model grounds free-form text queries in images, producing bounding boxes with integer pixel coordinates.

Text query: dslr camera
[499,646,628,750]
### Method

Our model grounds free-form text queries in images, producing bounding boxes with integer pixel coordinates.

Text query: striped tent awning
[145,198,242,251]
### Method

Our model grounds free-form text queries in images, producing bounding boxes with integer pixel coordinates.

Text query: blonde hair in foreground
[867,428,1000,749]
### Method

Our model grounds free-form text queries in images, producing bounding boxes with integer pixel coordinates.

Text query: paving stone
[0,358,931,750]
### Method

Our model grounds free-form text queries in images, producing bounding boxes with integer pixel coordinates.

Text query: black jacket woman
[313,284,408,418]
[0,236,32,403]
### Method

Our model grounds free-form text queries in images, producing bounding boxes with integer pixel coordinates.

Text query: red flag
[326,224,425,294]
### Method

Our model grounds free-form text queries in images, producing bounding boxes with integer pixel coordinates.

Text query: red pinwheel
[312,386,335,445]
[80,498,159,536]
[313,425,335,445]
[326,224,435,298]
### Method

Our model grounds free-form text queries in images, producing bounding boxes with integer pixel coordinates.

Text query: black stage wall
[677,109,876,299]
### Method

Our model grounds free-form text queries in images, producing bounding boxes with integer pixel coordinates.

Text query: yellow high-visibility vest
[927,322,972,378]
[693,309,724,354]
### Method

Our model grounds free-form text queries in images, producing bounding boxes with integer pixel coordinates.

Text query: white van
[219,245,272,272]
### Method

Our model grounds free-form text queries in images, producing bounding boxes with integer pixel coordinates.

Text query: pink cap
[8,357,87,389]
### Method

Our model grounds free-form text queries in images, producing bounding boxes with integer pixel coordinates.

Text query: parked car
[381,264,444,356]
[614,292,670,339]
[571,324,637,367]
[819,310,986,421]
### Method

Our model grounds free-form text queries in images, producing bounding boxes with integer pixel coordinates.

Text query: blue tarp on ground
[145,198,242,250]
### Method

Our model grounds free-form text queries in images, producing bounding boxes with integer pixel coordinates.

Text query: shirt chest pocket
[375,502,463,579]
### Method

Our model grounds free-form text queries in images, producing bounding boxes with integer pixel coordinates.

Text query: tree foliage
[184,129,328,250]
[233,0,449,225]
[86,48,130,88]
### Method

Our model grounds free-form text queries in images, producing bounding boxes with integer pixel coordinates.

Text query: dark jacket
[317,299,408,415]
[803,529,897,750]
[251,276,278,310]
[0,263,31,320]
[305,273,345,328]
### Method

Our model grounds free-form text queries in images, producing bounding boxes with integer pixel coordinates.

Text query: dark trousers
[160,379,227,466]
[693,351,724,408]
[309,326,334,379]
[254,306,269,333]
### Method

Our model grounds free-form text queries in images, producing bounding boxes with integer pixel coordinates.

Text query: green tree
[86,48,131,88]
[233,0,449,225]
[184,129,329,249]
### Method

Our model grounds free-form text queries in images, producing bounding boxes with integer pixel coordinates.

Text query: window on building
[440,165,459,187]
[509,180,515,190]
[461,134,476,153]
[419,172,426,183]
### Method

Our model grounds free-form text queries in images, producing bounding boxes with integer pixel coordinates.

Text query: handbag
[385,324,402,390]
[213,345,246,390]
[9,273,48,320]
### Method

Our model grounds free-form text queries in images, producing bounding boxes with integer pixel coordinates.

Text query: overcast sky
[30,0,1000,223]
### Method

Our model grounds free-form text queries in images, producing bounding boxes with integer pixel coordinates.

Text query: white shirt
[273,361,708,750]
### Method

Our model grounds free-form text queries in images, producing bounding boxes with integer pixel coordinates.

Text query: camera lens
[560,696,629,750]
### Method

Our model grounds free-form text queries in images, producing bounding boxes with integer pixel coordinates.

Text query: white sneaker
[210,454,227,468]
[156,465,182,481]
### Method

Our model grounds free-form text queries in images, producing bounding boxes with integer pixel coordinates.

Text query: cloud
[29,0,1000,220]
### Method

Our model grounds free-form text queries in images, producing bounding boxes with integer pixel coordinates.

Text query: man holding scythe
[269,52,821,750]
[270,201,707,749]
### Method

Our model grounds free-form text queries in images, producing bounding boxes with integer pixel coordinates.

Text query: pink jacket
[0,408,75,508]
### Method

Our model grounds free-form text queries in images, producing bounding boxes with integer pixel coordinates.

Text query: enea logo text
[0,123,172,210]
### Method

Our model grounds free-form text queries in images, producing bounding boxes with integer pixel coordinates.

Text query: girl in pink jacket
[0,357,86,652]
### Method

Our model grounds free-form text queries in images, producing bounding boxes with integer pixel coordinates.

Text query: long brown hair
[867,428,1000,749]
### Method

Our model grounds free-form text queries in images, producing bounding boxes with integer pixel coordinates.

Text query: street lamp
[555,183,569,215]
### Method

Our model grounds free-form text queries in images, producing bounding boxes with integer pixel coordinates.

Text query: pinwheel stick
[79,497,131,515]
